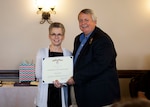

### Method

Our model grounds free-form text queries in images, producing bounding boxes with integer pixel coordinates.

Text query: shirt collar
[79,32,92,42]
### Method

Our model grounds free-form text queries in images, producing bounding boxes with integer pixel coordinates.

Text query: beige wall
[0,0,150,70]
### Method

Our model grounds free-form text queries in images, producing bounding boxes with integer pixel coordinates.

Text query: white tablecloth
[0,86,38,107]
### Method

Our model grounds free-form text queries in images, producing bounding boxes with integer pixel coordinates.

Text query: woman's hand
[53,80,62,88]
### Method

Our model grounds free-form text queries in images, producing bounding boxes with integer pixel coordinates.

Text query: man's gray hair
[78,9,97,22]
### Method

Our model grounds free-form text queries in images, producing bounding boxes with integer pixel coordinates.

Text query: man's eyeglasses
[50,33,63,37]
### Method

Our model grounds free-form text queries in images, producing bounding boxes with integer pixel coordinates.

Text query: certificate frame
[42,56,73,84]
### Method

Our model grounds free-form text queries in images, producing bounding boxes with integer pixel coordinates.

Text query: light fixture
[36,0,57,24]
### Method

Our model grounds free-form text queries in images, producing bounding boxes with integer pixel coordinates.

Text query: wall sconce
[36,0,57,24]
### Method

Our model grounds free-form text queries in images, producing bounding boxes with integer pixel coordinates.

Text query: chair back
[129,74,143,98]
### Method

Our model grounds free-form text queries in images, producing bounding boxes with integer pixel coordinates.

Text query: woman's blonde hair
[49,22,65,35]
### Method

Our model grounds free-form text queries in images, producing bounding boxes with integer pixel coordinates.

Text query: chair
[129,74,143,98]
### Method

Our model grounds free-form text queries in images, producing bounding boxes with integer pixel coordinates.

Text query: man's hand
[67,77,75,85]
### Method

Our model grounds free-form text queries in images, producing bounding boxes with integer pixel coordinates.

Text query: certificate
[42,56,73,84]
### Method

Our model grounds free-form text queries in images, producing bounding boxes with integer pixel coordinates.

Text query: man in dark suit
[67,8,120,107]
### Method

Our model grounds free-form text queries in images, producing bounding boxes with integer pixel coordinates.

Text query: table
[0,86,38,107]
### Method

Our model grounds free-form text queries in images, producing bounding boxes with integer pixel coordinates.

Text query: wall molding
[0,70,150,81]
[117,70,149,78]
